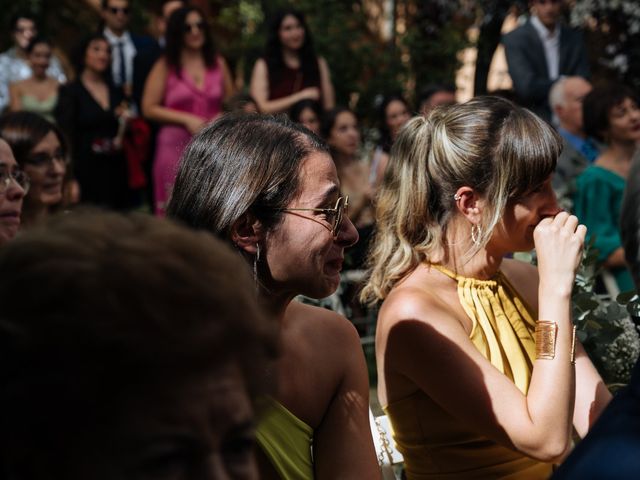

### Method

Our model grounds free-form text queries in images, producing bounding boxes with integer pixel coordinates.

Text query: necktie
[116,40,126,86]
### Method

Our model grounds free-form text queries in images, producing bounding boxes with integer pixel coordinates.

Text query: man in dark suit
[502,0,590,122]
[101,0,158,111]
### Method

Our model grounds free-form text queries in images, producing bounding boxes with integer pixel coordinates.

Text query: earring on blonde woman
[471,224,482,246]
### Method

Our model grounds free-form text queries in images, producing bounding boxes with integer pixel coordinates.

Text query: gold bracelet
[570,325,577,365]
[535,321,558,360]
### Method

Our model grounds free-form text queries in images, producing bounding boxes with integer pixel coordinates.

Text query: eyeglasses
[278,196,349,237]
[0,169,30,195]
[183,21,205,33]
[25,149,68,169]
[108,6,130,15]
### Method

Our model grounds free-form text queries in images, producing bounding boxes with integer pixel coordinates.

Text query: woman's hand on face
[534,211,586,289]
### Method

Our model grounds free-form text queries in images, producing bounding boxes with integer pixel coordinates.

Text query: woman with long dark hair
[250,9,334,114]
[142,6,233,215]
[55,33,131,210]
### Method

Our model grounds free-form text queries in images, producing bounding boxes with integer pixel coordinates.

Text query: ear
[453,187,483,224]
[230,212,263,255]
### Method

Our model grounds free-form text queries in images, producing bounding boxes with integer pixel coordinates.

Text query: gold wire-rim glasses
[278,195,349,237]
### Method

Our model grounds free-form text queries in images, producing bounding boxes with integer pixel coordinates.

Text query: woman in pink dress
[143,6,233,215]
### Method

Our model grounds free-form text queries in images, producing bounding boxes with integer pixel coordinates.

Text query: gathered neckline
[429,263,503,287]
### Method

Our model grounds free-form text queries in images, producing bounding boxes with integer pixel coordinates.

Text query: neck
[282,49,300,66]
[434,219,504,280]
[106,26,125,37]
[15,46,28,60]
[181,48,203,61]
[259,286,295,325]
[332,150,356,167]
[608,140,637,163]
[81,68,104,83]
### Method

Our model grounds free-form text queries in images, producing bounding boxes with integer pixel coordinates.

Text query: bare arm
[141,58,205,134]
[8,83,22,112]
[572,342,612,437]
[249,58,320,114]
[502,259,613,439]
[313,321,380,479]
[318,57,335,111]
[382,213,586,462]
[604,247,627,268]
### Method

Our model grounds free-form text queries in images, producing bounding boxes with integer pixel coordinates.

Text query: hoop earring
[471,224,482,246]
[253,243,261,289]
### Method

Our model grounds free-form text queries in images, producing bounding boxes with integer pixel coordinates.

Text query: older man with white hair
[549,75,600,195]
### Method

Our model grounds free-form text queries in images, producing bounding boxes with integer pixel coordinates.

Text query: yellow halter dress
[383,264,553,479]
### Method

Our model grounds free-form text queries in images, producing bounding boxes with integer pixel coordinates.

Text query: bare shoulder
[252,57,267,73]
[380,278,458,332]
[288,300,360,346]
[318,56,329,70]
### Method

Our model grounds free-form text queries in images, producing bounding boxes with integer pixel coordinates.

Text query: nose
[335,214,359,248]
[541,187,561,217]
[5,178,26,200]
[50,158,66,176]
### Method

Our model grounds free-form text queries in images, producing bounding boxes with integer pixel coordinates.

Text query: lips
[325,257,344,274]
[0,210,21,225]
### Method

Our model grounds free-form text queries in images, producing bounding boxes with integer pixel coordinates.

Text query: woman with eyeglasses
[0,137,28,245]
[55,33,132,211]
[142,6,233,216]
[0,112,66,228]
[361,97,610,478]
[250,8,334,115]
[167,114,380,479]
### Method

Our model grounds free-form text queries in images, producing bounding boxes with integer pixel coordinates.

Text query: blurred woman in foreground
[0,210,276,479]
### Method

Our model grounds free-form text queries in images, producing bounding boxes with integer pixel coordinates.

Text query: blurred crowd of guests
[1,0,639,284]
[2,0,640,478]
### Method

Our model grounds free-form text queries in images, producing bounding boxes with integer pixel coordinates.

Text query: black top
[55,80,131,210]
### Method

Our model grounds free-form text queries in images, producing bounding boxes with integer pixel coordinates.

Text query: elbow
[522,434,572,463]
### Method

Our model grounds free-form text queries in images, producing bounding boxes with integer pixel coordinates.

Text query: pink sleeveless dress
[153,60,223,215]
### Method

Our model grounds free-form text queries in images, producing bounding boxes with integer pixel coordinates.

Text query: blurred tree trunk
[473,0,515,96]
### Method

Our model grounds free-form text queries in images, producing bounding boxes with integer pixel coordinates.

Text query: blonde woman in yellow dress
[361,96,612,479]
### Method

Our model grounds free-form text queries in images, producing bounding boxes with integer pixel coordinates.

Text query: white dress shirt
[103,28,137,87]
[531,15,560,81]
